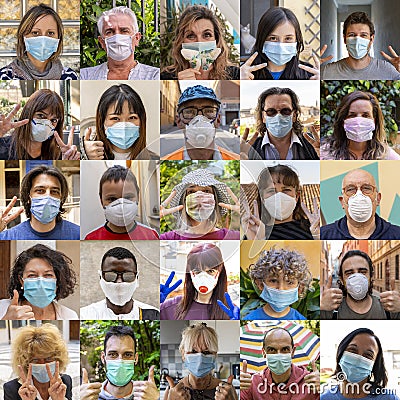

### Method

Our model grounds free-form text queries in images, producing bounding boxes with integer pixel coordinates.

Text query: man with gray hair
[80,6,159,80]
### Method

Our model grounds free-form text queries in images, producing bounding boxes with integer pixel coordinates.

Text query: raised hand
[299,52,320,79]
[240,128,260,160]
[79,367,102,400]
[18,364,37,400]
[241,200,265,240]
[2,290,34,320]
[303,124,320,157]
[132,365,159,400]
[381,46,400,72]
[0,103,29,137]
[303,361,320,394]
[83,127,104,160]
[218,187,239,214]
[320,44,333,64]
[177,68,202,80]
[240,52,268,80]
[215,375,237,400]
[160,271,182,303]
[47,361,67,400]
[240,360,252,390]
[217,293,240,320]
[165,376,190,400]
[301,197,320,238]
[54,127,80,160]
[0,196,24,232]
[160,191,184,218]
[320,275,343,312]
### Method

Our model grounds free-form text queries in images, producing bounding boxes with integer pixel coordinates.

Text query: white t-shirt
[80,299,158,320]
[0,299,78,320]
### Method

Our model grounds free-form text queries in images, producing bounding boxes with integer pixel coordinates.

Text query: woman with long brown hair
[161,5,239,80]
[160,243,239,320]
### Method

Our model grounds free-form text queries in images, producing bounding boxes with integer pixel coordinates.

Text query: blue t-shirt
[243,306,306,320]
[321,386,399,399]
[270,70,284,80]
[0,219,80,240]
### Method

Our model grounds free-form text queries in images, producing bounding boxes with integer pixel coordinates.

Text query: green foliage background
[160,160,240,233]
[80,0,160,68]
[321,80,400,143]
[80,320,160,384]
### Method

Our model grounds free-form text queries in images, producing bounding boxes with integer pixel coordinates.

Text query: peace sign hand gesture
[160,191,184,218]
[381,46,400,72]
[0,196,24,232]
[0,103,29,137]
[18,364,37,400]
[241,200,265,240]
[240,128,260,160]
[240,52,268,80]
[47,361,67,400]
[301,197,320,238]
[299,52,320,80]
[55,127,81,160]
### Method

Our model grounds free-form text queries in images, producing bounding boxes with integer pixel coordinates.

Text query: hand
[303,124,320,157]
[320,275,343,312]
[303,361,320,394]
[0,103,29,137]
[132,365,159,400]
[240,360,252,390]
[380,279,400,313]
[301,197,320,238]
[299,52,320,79]
[47,361,67,400]
[2,290,34,320]
[18,364,38,400]
[217,293,239,320]
[240,52,268,80]
[160,271,182,303]
[218,187,239,214]
[177,68,202,80]
[320,44,333,64]
[55,127,81,160]
[241,200,265,240]
[381,46,400,72]
[240,128,260,160]
[79,367,102,400]
[165,376,190,400]
[215,375,237,400]
[84,127,104,160]
[0,195,24,232]
[160,190,184,218]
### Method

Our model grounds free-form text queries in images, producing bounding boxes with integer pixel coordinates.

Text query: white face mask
[344,117,375,142]
[31,119,55,142]
[263,192,297,221]
[185,115,216,148]
[104,198,138,227]
[347,190,373,223]
[191,271,219,294]
[99,273,138,306]
[105,34,133,61]
[345,273,369,300]
[185,191,215,222]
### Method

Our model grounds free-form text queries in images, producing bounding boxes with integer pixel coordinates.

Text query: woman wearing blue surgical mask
[161,5,239,80]
[320,328,399,399]
[165,323,238,400]
[240,7,319,80]
[0,4,77,80]
[4,323,72,400]
[0,244,78,320]
[241,247,312,320]
[81,84,157,160]
[0,89,80,160]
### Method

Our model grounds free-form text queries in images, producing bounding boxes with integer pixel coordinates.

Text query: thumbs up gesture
[165,376,190,400]
[320,275,343,312]
[215,375,237,400]
[79,367,102,400]
[240,360,252,390]
[2,290,34,320]
[132,365,159,400]
[380,279,400,313]
[303,361,320,394]
[83,127,104,160]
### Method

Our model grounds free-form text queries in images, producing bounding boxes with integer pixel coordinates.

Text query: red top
[84,223,159,240]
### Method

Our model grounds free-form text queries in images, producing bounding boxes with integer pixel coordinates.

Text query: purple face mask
[344,117,375,142]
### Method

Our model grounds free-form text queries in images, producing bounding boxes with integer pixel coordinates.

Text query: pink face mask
[344,117,375,142]
[185,191,215,222]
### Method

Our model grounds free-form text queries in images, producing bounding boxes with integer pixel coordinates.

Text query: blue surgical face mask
[262,41,298,66]
[184,353,216,378]
[339,351,374,383]
[31,361,56,383]
[260,283,299,312]
[30,195,61,224]
[105,122,140,150]
[346,36,370,60]
[106,360,135,387]
[266,353,292,375]
[265,114,293,138]
[24,36,60,62]
[23,278,57,308]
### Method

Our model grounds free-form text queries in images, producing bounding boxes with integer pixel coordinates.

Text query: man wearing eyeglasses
[241,87,320,160]
[321,169,400,239]
[80,247,159,319]
[162,85,239,160]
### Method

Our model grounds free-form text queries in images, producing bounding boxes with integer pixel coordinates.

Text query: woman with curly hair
[320,90,400,160]
[0,243,78,320]
[161,5,239,80]
[241,247,312,320]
